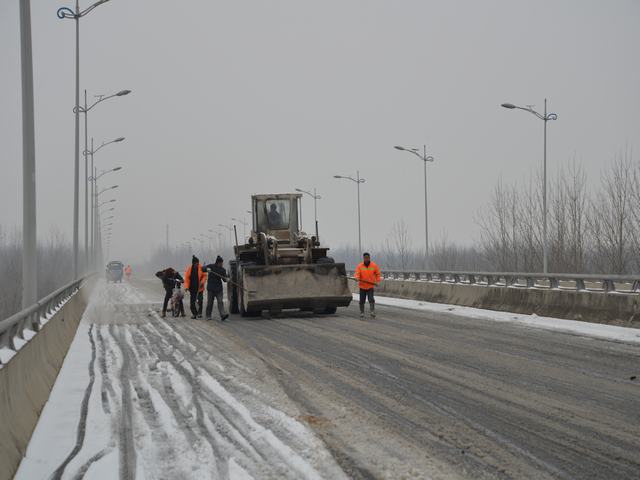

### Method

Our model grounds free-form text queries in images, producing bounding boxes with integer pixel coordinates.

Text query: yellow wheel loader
[228,193,352,316]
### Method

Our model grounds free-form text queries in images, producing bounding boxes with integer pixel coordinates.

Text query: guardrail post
[602,279,615,292]
[468,274,476,284]
[487,275,495,285]
[633,280,640,292]
[403,272,410,280]
[426,272,432,281]
[549,277,559,289]
[453,274,460,283]
[439,273,446,282]
[575,278,586,291]
[526,277,535,288]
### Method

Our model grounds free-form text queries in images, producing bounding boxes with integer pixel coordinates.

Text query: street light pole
[57,0,113,279]
[77,89,130,271]
[334,172,366,255]
[86,136,124,264]
[295,188,322,240]
[501,99,558,273]
[20,0,37,307]
[394,145,435,265]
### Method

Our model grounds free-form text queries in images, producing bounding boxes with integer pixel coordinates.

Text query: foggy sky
[1,0,639,262]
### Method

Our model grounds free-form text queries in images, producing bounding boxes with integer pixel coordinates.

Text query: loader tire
[229,261,239,314]
[229,284,239,314]
[324,306,337,314]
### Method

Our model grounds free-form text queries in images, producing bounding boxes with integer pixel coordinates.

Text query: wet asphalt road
[136,279,640,479]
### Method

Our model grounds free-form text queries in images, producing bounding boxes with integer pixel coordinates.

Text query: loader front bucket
[241,263,352,314]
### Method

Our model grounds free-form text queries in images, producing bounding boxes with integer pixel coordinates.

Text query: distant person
[354,252,381,319]
[203,256,229,321]
[184,255,206,319]
[155,267,184,318]
[267,203,283,228]
[124,264,132,281]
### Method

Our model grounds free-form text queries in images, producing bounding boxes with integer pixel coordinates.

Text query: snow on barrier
[349,270,640,325]
[0,275,96,480]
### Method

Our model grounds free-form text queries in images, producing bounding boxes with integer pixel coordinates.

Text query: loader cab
[252,194,301,243]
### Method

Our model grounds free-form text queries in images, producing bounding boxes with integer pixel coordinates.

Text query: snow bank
[364,294,640,344]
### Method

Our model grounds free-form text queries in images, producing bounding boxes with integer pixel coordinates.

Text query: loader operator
[184,255,206,319]
[355,252,381,319]
[267,203,284,228]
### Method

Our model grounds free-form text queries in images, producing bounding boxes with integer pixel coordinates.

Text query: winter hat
[215,256,223,264]
[192,255,199,263]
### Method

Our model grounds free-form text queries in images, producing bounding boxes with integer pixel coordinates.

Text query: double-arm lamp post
[57,0,114,278]
[394,145,435,266]
[334,172,365,255]
[75,89,130,269]
[85,137,124,261]
[295,188,322,240]
[501,100,558,274]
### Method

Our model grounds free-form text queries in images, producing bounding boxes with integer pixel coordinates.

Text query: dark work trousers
[189,289,203,317]
[206,290,225,318]
[162,288,173,314]
[359,288,375,313]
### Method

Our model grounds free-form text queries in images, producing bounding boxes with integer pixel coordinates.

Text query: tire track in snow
[49,324,97,480]
[112,326,137,480]
[137,309,331,479]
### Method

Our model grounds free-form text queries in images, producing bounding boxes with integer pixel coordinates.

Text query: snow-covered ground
[367,294,640,344]
[15,281,346,480]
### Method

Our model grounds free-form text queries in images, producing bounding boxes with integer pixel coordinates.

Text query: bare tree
[588,149,634,273]
[383,219,413,270]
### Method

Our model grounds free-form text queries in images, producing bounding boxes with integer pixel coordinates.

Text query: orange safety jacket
[184,263,206,292]
[355,261,381,290]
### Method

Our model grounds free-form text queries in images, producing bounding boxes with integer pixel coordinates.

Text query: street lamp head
[548,112,558,121]
[393,146,405,151]
[425,156,435,162]
[111,185,119,190]
[114,137,125,142]
[116,89,131,96]
[294,188,302,192]
[112,166,122,172]
[333,175,343,179]
[501,103,517,109]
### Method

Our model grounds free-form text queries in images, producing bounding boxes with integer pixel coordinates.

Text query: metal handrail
[0,274,94,363]
[348,269,640,293]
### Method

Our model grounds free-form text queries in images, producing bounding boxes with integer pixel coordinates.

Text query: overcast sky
[1,0,639,261]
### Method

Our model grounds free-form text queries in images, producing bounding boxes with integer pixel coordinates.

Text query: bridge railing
[0,275,92,365]
[347,270,640,294]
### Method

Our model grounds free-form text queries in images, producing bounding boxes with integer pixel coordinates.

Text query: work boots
[359,303,365,319]
[370,304,376,319]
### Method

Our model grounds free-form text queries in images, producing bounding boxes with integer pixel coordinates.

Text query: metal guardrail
[0,275,91,363]
[348,270,640,294]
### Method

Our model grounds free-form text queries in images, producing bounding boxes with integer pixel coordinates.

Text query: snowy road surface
[15,278,640,479]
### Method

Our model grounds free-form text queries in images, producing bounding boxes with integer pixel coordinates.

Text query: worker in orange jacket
[354,252,381,318]
[184,255,206,319]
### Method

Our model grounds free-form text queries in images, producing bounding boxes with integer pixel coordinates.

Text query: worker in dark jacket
[203,256,229,321]
[155,267,184,318]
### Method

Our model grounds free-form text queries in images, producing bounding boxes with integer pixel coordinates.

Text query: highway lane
[216,296,640,479]
[131,278,640,479]
[18,278,640,479]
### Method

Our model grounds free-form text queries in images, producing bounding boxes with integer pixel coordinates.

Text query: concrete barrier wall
[0,279,94,480]
[352,280,640,327]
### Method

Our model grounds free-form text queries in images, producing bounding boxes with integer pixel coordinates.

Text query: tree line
[335,149,639,275]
